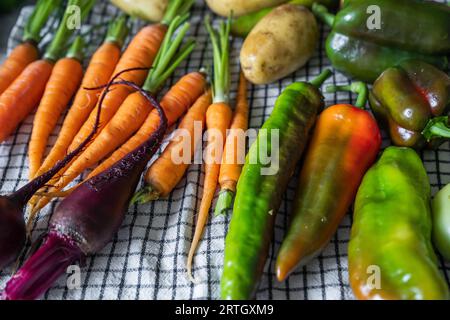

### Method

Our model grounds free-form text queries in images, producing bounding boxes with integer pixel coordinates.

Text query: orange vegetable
[28,37,85,179]
[34,16,129,179]
[87,71,206,179]
[0,59,53,142]
[133,90,211,203]
[214,71,249,215]
[0,0,61,95]
[186,15,233,282]
[0,43,39,96]
[66,24,166,154]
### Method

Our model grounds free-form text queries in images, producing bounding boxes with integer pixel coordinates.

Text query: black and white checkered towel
[0,0,449,300]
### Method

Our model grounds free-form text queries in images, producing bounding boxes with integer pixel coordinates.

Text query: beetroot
[2,79,168,300]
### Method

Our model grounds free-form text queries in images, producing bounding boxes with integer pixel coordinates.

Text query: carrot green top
[23,0,62,44]
[44,0,96,62]
[205,15,232,104]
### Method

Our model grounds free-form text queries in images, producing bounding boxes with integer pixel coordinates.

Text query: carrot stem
[23,0,62,43]
[104,14,129,48]
[143,19,195,94]
[66,36,84,61]
[214,190,233,216]
[44,0,96,62]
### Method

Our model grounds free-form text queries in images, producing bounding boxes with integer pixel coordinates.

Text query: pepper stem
[326,82,368,109]
[310,69,333,88]
[214,190,234,216]
[312,3,335,27]
[2,232,83,300]
[422,116,450,141]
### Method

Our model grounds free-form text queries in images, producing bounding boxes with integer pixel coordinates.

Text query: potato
[240,4,318,85]
[111,0,168,22]
[206,0,286,17]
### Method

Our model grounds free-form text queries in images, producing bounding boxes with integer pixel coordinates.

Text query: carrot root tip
[214,190,234,217]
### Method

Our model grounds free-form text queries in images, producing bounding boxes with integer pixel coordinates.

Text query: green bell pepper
[369,59,450,149]
[313,0,450,82]
[349,147,449,300]
[221,70,332,300]
[432,184,450,261]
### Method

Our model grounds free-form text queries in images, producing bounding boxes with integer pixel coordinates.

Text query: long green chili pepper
[221,69,332,300]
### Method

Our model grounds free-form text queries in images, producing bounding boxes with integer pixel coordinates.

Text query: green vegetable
[369,60,450,149]
[313,0,450,82]
[231,0,338,37]
[221,69,332,300]
[432,184,450,261]
[349,147,450,300]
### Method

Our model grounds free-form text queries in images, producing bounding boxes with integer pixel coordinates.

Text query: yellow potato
[111,0,168,22]
[205,0,286,17]
[240,4,319,85]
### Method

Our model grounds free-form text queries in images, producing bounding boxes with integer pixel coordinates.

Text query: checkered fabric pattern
[0,0,449,300]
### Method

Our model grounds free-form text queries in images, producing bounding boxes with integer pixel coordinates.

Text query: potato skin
[206,0,286,17]
[240,4,319,85]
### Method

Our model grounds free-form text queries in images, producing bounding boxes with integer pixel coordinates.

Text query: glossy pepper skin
[369,60,450,149]
[432,184,450,261]
[276,83,381,281]
[313,0,450,83]
[349,147,450,300]
[221,70,331,300]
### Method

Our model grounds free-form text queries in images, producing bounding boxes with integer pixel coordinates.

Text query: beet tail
[1,232,82,300]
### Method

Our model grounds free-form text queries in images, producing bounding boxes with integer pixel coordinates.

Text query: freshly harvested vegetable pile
[0,0,449,301]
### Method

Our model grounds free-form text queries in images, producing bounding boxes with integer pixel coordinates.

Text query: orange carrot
[132,90,212,203]
[214,71,249,215]
[66,24,166,155]
[31,70,206,213]
[0,0,94,143]
[30,0,197,214]
[28,24,166,211]
[0,43,39,96]
[28,37,85,179]
[33,16,129,179]
[0,0,61,95]
[65,0,196,155]
[0,59,53,142]
[186,15,233,282]
[87,71,206,179]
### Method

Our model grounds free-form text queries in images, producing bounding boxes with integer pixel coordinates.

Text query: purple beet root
[0,197,26,269]
[2,80,168,300]
[0,68,143,271]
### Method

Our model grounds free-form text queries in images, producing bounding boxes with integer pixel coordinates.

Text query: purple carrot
[2,76,168,300]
